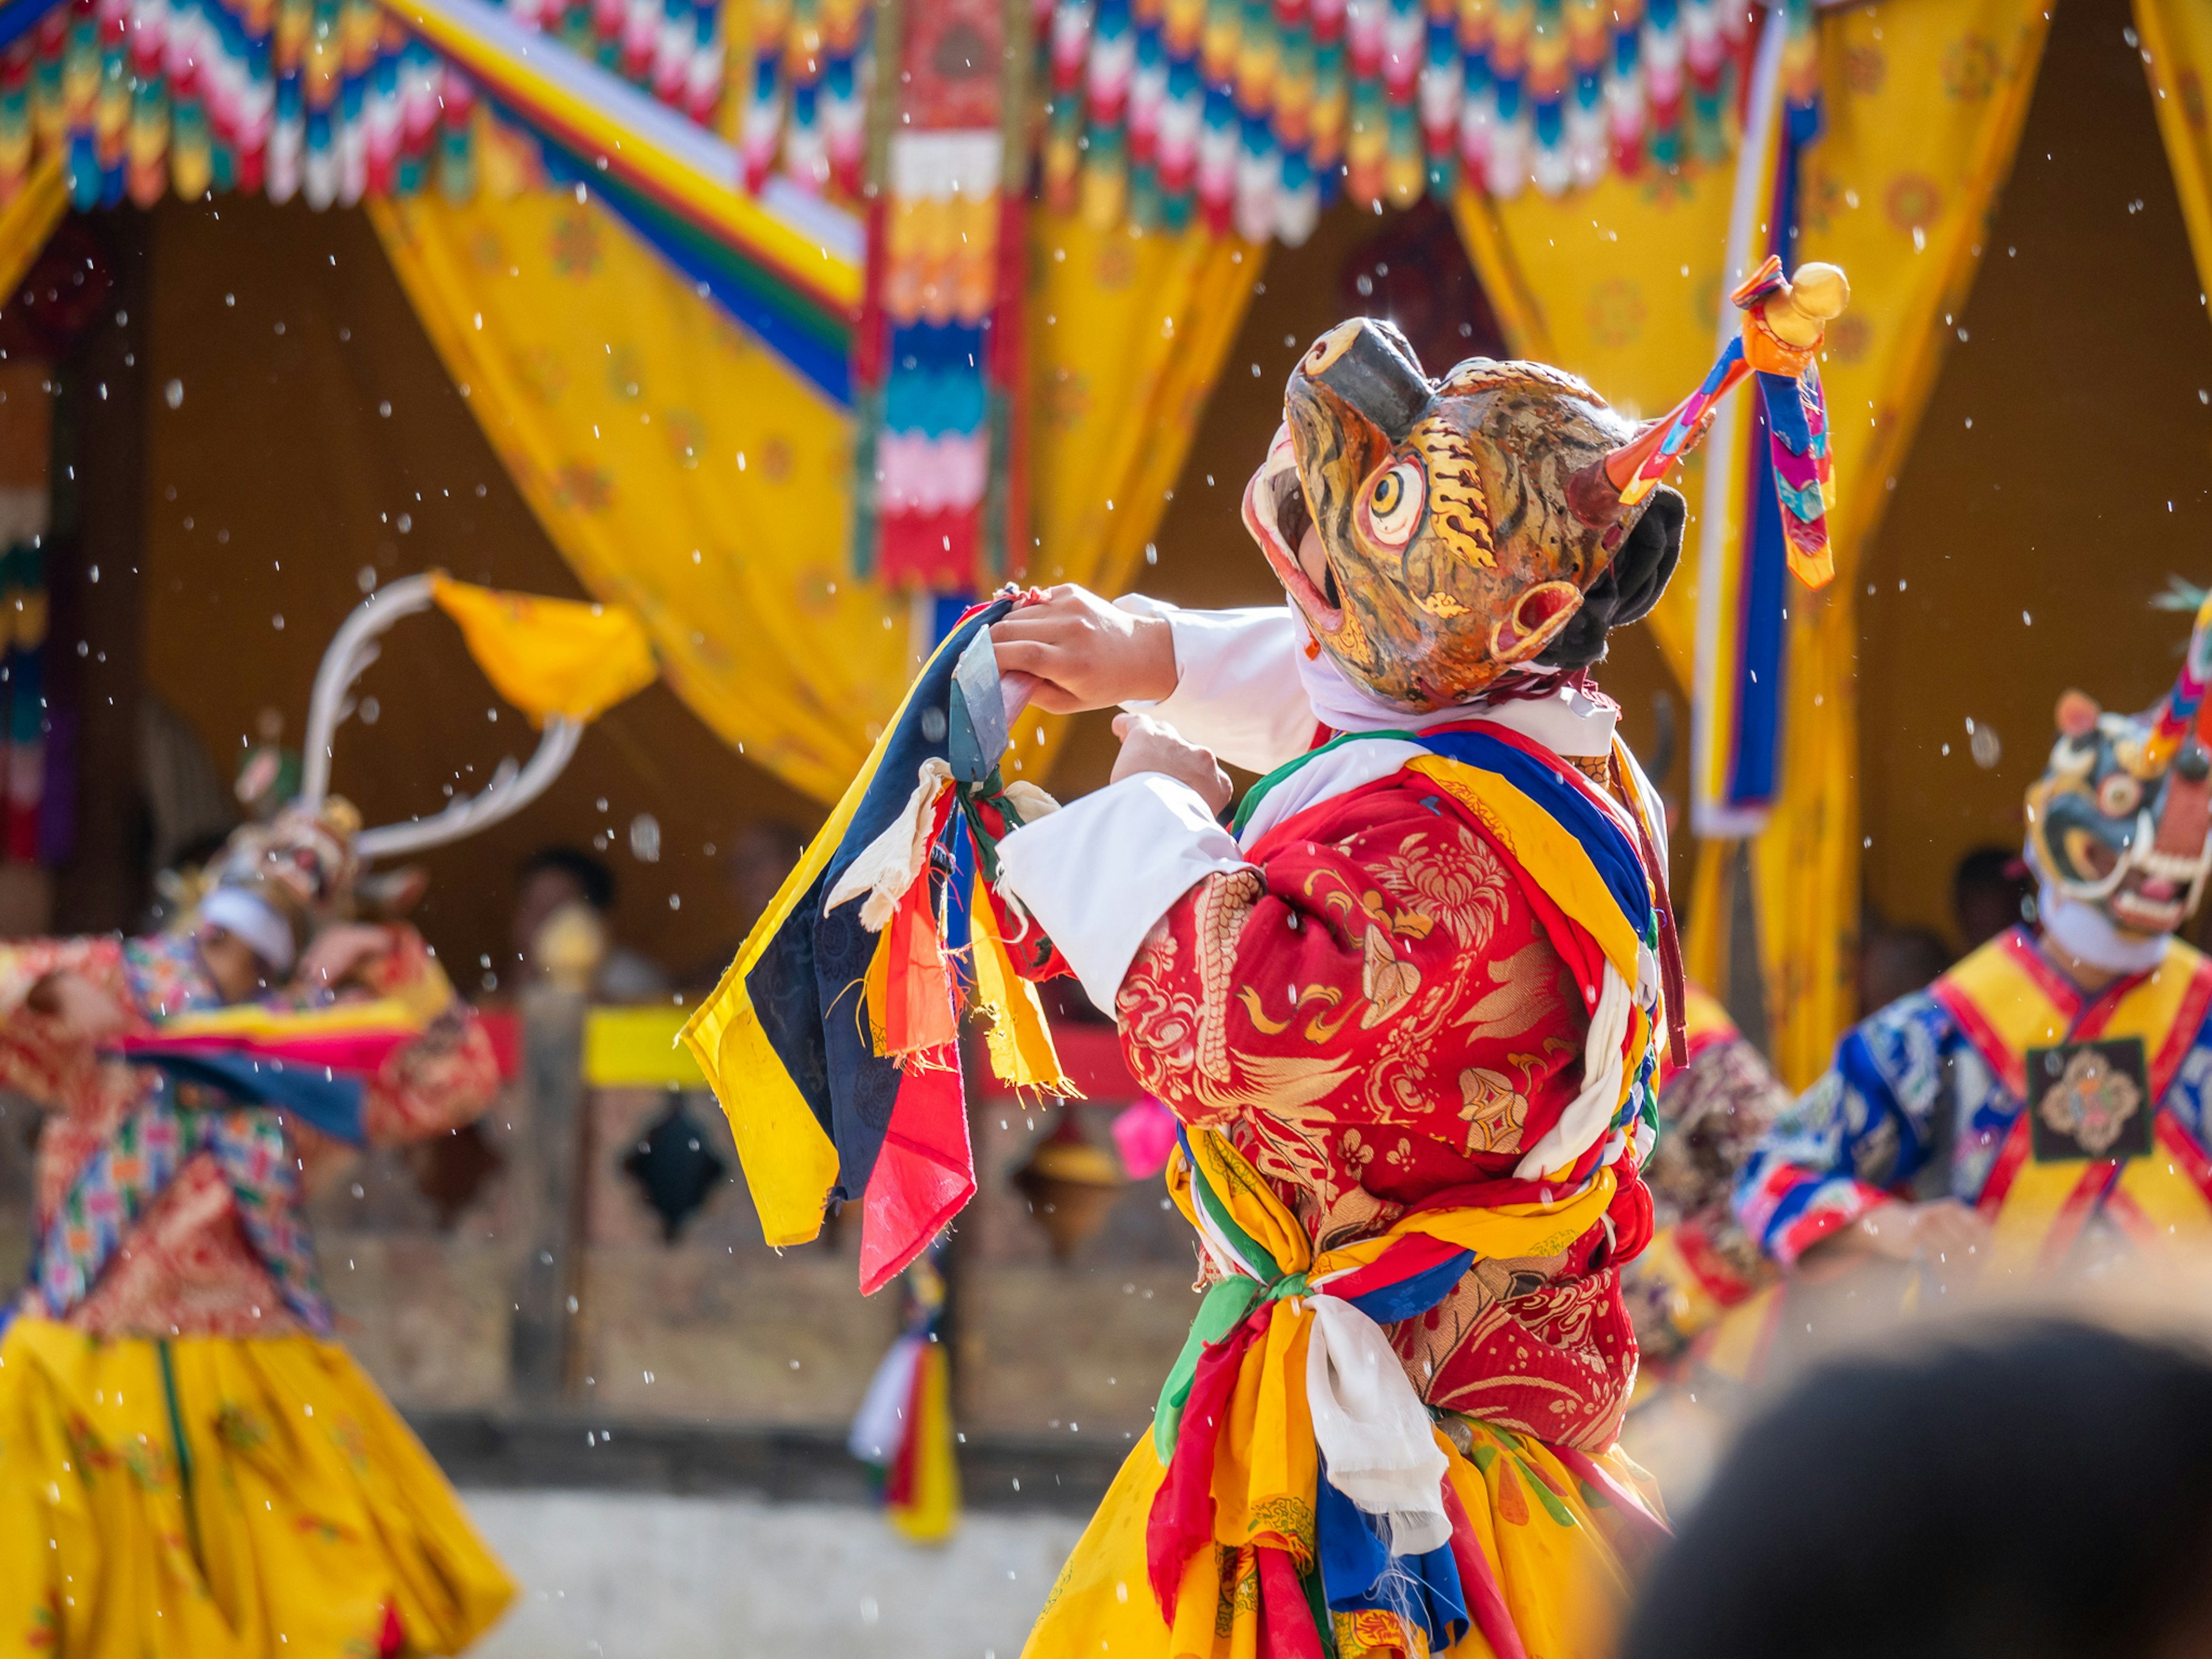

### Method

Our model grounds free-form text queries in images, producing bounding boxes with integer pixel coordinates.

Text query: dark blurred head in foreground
[1620,1320,2212,1659]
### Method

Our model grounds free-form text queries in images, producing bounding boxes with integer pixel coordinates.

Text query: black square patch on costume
[2027,1036,2152,1162]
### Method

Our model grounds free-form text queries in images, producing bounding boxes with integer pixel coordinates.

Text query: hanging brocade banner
[1690,0,1824,839]
[850,0,1029,594]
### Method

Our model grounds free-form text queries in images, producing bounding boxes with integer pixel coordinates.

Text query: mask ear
[1605,486,1685,629]
[1535,485,1685,669]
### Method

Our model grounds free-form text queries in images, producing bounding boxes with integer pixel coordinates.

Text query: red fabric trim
[1441,1469,1529,1659]
[2150,954,2212,1099]
[1256,1545,1326,1659]
[1975,1115,2033,1216]
[1147,1310,1265,1617]
[2102,1119,2212,1248]
[2157,1112,2212,1200]
[2037,1161,2121,1272]
[1929,976,2033,1101]
[2073,970,2149,1044]
[1771,1183,1892,1267]
[2002,927,2091,1013]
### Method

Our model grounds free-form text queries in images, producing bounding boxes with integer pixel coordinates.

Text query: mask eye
[2098,773,2142,817]
[1363,459,1426,549]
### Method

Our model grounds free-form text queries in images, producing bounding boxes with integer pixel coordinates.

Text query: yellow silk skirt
[1024,1417,1662,1659]
[0,1317,514,1657]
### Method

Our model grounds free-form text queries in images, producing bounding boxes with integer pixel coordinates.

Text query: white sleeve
[995,772,1252,1012]
[1115,595,1315,775]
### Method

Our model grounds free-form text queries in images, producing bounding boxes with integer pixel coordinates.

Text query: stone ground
[462,1490,1088,1659]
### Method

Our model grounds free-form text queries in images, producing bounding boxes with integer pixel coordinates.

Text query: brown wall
[139,197,821,990]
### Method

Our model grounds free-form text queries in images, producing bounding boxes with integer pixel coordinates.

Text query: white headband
[199,885,297,974]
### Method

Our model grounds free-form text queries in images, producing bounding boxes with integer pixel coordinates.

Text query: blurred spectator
[728,819,810,937]
[1954,844,2036,950]
[1857,923,1950,1018]
[513,845,668,1003]
[684,819,810,990]
[1619,1320,2212,1659]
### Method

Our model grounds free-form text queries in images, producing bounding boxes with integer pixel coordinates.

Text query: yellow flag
[429,573,657,726]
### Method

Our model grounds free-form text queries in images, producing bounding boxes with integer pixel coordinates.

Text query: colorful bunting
[851,0,1030,593]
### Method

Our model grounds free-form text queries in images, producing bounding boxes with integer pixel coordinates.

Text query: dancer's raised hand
[990,585,1177,714]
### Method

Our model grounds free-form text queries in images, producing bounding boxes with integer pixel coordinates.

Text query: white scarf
[1289,604,1620,758]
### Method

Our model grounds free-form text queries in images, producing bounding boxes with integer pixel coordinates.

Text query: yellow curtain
[2137,0,2212,317]
[370,151,1258,804]
[1454,170,1732,690]
[1456,0,2049,1086]
[369,179,900,806]
[1026,210,1263,598]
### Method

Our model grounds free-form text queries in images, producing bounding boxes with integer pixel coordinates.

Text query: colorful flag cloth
[107,995,442,1146]
[681,591,1073,1293]
[848,1248,961,1541]
[427,573,659,726]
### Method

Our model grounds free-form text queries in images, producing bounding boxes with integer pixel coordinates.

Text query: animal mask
[2027,604,2212,941]
[1241,318,1686,710]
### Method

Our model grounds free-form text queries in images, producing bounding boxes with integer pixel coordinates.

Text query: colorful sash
[1930,930,2212,1274]
[1147,1127,1649,1657]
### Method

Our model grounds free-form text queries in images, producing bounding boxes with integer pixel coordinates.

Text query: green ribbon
[1150,1268,1310,1463]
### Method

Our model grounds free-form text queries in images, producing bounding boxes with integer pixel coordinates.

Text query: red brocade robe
[995,598,1666,1463]
[1112,763,1654,1452]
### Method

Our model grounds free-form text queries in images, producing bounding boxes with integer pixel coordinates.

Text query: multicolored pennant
[681,590,1073,1294]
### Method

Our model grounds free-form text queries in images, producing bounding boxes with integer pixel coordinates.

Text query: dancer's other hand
[1111,713,1232,816]
[990,585,1177,714]
[27,971,132,1044]
[1803,1197,1990,1277]
[298,923,394,993]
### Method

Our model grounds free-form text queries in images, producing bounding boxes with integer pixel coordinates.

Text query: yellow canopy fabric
[1455,0,2050,1086]
[2138,0,2212,330]
[370,157,1259,806]
[1028,210,1264,599]
[370,177,897,805]
[1454,167,1733,688]
[428,573,657,725]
